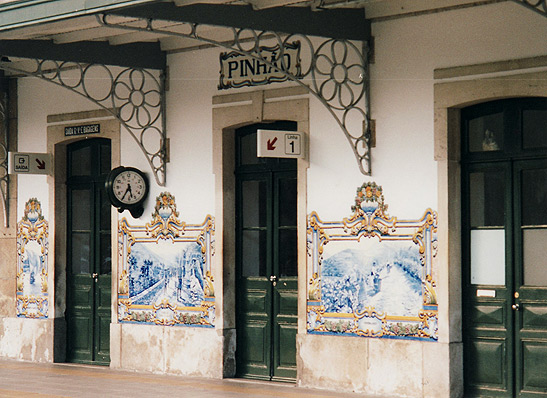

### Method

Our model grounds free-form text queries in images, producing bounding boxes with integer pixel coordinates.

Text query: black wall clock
[105,166,149,218]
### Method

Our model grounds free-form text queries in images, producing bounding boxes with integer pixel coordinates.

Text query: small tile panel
[307,182,438,341]
[16,198,49,318]
[118,192,215,327]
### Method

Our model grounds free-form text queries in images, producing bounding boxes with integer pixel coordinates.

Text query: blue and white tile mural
[118,192,215,327]
[16,198,49,318]
[307,182,438,340]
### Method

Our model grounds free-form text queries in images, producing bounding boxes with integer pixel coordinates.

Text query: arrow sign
[36,158,46,170]
[257,129,306,159]
[267,137,278,150]
[8,152,52,175]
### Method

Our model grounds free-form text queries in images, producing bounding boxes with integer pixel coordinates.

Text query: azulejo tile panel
[16,198,49,318]
[118,192,215,327]
[307,182,438,341]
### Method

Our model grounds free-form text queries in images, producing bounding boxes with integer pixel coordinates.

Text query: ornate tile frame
[117,192,215,327]
[16,198,49,318]
[307,182,438,341]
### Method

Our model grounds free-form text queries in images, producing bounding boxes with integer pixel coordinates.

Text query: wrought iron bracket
[0,59,167,186]
[99,13,372,175]
[512,0,547,17]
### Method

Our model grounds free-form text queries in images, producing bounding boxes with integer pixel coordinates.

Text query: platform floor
[0,359,387,398]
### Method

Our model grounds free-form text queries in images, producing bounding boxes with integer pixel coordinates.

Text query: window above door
[462,97,547,162]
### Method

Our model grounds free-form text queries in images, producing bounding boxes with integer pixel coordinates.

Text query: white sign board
[8,152,52,175]
[219,42,301,90]
[257,129,306,159]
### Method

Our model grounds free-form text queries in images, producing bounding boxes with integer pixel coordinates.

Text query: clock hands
[121,183,133,201]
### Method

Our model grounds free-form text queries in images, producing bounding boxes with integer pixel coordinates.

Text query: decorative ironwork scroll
[0,90,8,228]
[99,14,372,175]
[16,198,49,318]
[0,60,167,186]
[118,192,215,327]
[513,0,547,17]
[307,182,438,340]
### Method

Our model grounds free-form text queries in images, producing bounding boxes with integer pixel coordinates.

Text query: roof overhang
[0,0,374,186]
[0,0,369,71]
[0,0,159,31]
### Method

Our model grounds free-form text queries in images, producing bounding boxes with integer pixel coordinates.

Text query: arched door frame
[211,86,309,376]
[434,60,547,396]
[46,109,121,362]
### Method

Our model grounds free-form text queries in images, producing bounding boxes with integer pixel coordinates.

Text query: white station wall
[17,78,97,221]
[164,49,217,222]
[366,1,547,219]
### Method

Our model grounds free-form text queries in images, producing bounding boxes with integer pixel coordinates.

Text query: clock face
[112,170,147,205]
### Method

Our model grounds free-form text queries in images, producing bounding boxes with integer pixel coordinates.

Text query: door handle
[92,273,98,282]
[269,275,277,287]
[512,303,520,311]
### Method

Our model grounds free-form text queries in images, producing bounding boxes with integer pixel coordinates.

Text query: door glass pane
[279,177,297,227]
[71,189,91,230]
[69,145,92,177]
[242,230,266,277]
[239,133,259,165]
[100,188,111,231]
[523,229,547,286]
[470,229,505,285]
[100,232,111,275]
[469,171,505,228]
[242,180,267,228]
[100,143,111,175]
[468,112,504,152]
[523,109,547,149]
[71,232,91,274]
[522,168,547,226]
[279,228,297,277]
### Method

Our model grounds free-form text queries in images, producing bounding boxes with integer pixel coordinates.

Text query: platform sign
[257,129,306,159]
[8,152,52,175]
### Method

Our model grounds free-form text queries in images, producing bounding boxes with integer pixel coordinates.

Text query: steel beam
[0,40,166,70]
[111,2,370,40]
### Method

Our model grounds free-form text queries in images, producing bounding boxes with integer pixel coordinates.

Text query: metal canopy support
[512,0,547,17]
[0,58,167,186]
[100,12,372,175]
[0,3,371,180]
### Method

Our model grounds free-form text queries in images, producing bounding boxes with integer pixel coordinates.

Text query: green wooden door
[462,99,547,397]
[235,122,298,382]
[513,159,547,397]
[66,138,112,365]
[463,161,514,397]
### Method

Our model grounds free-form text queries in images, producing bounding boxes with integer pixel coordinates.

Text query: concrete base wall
[110,323,226,378]
[297,334,463,398]
[0,318,53,362]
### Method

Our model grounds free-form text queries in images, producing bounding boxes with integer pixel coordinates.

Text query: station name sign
[64,123,100,137]
[219,42,301,90]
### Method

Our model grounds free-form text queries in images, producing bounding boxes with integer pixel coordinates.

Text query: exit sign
[8,152,52,175]
[257,129,306,159]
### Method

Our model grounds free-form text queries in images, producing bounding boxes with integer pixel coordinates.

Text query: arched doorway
[65,137,112,365]
[462,97,547,397]
[234,121,298,381]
